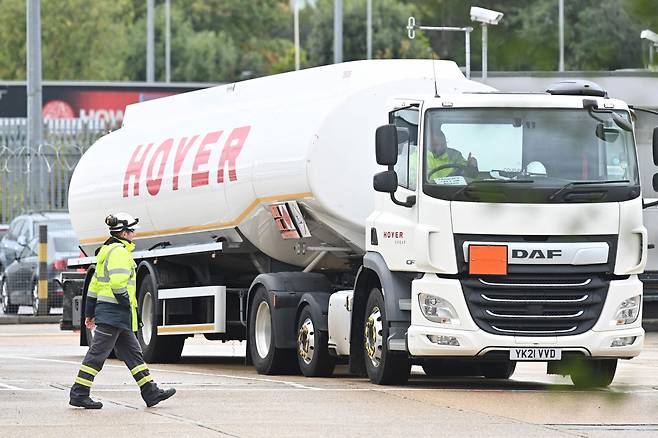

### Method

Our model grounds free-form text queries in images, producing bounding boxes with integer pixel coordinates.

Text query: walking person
[69,213,176,409]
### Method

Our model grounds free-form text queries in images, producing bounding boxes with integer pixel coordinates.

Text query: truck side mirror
[375,124,398,166]
[17,235,27,247]
[653,127,658,166]
[373,170,416,208]
[373,170,398,193]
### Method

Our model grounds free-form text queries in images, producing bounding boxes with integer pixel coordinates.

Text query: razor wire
[0,118,106,223]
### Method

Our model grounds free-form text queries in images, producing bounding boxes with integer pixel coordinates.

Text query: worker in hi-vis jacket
[69,212,176,409]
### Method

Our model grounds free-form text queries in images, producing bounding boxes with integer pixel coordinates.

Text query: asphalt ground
[0,325,657,438]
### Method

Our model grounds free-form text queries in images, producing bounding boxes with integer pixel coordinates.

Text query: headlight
[418,293,459,325]
[611,295,641,326]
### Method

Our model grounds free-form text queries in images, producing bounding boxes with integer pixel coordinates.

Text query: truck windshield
[422,108,639,203]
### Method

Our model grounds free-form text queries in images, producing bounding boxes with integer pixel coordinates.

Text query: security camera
[641,29,658,44]
[470,6,504,25]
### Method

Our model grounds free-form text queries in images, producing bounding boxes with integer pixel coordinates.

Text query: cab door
[370,104,421,271]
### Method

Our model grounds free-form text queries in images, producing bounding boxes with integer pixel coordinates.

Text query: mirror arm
[389,193,416,208]
[643,199,658,209]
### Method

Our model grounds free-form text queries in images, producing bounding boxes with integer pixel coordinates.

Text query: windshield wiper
[548,179,630,201]
[451,178,534,200]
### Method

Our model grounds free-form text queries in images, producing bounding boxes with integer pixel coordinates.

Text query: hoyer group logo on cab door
[122,126,251,197]
[383,231,406,245]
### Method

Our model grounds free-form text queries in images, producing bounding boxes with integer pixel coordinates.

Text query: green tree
[0,0,135,80]
[0,0,26,79]
[305,0,433,67]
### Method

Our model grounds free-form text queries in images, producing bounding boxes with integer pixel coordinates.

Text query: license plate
[509,348,561,361]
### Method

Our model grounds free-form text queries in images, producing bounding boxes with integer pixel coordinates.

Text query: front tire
[570,359,617,388]
[363,287,410,385]
[137,273,184,363]
[296,306,335,377]
[248,286,298,375]
[1,278,18,314]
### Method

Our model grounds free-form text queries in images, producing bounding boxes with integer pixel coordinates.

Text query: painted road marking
[0,354,321,391]
[0,382,22,390]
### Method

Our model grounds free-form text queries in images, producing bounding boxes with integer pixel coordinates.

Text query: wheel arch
[349,252,412,375]
[295,292,331,333]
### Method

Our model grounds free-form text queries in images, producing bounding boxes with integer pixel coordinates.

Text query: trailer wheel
[249,286,297,375]
[363,287,410,385]
[137,274,184,363]
[569,359,617,388]
[481,361,516,379]
[296,306,335,377]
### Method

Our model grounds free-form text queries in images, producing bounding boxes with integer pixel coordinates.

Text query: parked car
[0,224,8,240]
[0,213,79,315]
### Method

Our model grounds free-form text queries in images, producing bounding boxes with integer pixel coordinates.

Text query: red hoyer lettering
[383,231,404,239]
[123,126,251,197]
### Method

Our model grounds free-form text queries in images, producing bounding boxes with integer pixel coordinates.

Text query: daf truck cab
[355,82,647,387]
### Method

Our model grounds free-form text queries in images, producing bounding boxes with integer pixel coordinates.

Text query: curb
[0,315,60,324]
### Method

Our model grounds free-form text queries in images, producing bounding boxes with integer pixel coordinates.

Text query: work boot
[141,382,176,407]
[69,396,103,409]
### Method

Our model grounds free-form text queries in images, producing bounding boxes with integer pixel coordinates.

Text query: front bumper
[407,274,644,359]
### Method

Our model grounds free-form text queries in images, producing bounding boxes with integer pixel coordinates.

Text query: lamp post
[294,0,300,70]
[367,0,372,60]
[334,0,343,63]
[470,6,504,81]
[406,17,473,79]
[165,0,171,82]
[558,0,564,72]
[146,0,155,82]
[26,0,43,211]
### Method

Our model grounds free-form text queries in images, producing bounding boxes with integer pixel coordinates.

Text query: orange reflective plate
[469,245,508,276]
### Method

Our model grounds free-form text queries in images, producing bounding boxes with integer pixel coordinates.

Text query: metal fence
[1,118,104,316]
[0,118,105,224]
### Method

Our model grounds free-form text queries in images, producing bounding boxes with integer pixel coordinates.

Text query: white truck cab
[358,83,648,386]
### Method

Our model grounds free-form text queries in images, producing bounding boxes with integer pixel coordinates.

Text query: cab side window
[390,107,419,191]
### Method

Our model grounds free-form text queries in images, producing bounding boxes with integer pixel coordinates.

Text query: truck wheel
[569,359,617,388]
[137,274,184,363]
[363,287,410,385]
[481,361,516,379]
[296,306,335,377]
[249,286,298,375]
[1,278,18,314]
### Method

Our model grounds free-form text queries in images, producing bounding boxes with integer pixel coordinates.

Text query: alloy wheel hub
[297,317,315,365]
[364,307,383,367]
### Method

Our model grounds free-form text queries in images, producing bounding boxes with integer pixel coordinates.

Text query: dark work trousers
[70,324,156,400]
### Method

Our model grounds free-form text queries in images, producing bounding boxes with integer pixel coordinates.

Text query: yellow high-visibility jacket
[85,237,138,332]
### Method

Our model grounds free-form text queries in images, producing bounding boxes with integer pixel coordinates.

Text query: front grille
[461,275,608,336]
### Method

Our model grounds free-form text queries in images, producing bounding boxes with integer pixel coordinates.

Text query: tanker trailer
[67,60,654,387]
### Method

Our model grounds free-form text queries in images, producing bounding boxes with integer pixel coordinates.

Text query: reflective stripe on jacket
[86,238,138,332]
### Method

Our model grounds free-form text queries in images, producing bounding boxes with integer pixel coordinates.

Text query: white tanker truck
[66,59,658,387]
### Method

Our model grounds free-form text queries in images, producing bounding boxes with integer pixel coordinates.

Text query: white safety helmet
[526,161,547,176]
[105,212,140,232]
